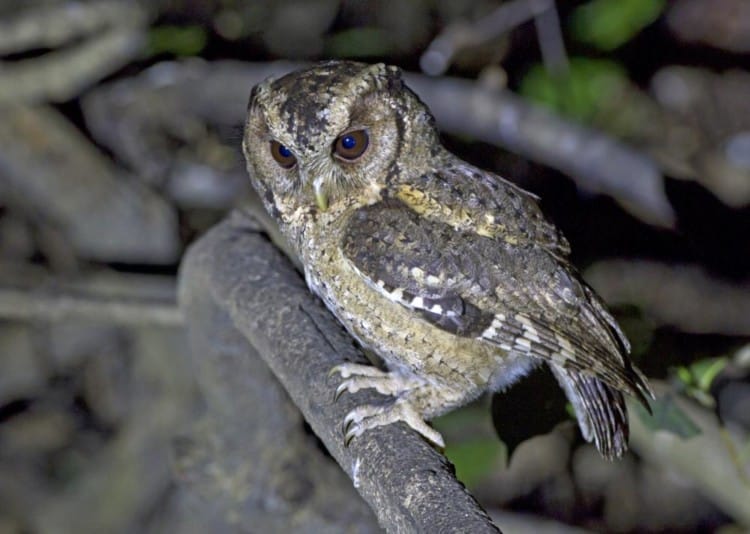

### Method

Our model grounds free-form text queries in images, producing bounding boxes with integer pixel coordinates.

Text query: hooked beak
[313,178,328,211]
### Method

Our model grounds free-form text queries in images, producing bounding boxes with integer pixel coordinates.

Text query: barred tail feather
[550,364,630,459]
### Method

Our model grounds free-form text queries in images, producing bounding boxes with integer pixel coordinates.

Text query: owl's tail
[550,364,630,459]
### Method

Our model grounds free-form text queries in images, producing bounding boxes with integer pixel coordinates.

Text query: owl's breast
[299,213,501,391]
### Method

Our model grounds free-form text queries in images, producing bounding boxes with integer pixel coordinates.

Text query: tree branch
[585,260,750,336]
[0,264,181,326]
[420,0,568,77]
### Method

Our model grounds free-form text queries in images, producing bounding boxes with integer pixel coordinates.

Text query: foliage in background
[675,357,730,407]
[519,57,630,125]
[148,25,207,57]
[520,0,668,136]
[444,439,506,489]
[570,0,666,50]
[325,28,395,58]
[433,408,506,489]
[635,395,701,439]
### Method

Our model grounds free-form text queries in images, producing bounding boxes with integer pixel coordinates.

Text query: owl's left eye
[333,130,369,161]
[270,140,297,168]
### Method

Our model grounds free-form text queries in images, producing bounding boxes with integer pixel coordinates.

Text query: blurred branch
[0,264,180,326]
[178,209,501,533]
[531,0,569,77]
[629,382,750,527]
[666,0,750,53]
[420,0,568,76]
[0,2,147,104]
[0,104,179,263]
[0,1,141,53]
[403,73,674,228]
[585,260,750,335]
[96,59,671,227]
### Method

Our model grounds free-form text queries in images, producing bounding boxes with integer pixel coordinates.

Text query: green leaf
[519,57,629,123]
[324,28,395,58]
[570,0,666,51]
[691,357,729,392]
[443,439,506,489]
[148,26,207,57]
[672,357,728,407]
[635,394,701,439]
[676,366,693,387]
[433,405,506,487]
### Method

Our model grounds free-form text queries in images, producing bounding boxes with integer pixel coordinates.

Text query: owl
[242,61,652,459]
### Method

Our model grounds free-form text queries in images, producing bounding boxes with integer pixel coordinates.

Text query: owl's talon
[333,382,348,402]
[339,401,445,448]
[331,366,427,403]
[344,428,358,447]
[342,413,355,435]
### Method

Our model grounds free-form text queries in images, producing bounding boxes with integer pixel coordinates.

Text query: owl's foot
[330,362,424,400]
[342,399,445,448]
[329,363,445,447]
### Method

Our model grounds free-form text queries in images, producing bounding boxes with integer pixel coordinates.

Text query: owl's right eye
[270,140,297,168]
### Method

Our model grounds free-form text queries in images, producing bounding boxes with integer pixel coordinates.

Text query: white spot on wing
[522,325,541,343]
[481,326,497,339]
[554,334,576,362]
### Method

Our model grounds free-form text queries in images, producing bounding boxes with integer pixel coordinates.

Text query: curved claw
[333,382,349,402]
[345,428,362,446]
[342,414,355,436]
[328,365,345,379]
[338,401,447,449]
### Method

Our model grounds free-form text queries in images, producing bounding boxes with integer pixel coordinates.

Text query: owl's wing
[389,162,572,258]
[342,197,651,456]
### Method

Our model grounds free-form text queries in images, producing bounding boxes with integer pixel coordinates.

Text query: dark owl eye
[333,130,369,161]
[270,140,296,168]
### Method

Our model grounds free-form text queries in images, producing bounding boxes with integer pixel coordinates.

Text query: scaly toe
[333,374,421,402]
[339,401,445,448]
[328,362,388,379]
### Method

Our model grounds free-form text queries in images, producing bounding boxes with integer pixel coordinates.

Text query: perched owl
[242,60,652,459]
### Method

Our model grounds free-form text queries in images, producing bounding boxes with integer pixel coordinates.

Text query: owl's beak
[313,178,329,211]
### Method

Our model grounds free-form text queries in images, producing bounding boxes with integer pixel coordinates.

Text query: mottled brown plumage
[242,60,652,459]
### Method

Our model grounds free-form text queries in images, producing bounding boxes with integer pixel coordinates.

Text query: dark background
[1,0,749,532]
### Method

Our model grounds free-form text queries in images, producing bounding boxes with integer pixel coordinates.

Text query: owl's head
[243,61,439,226]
